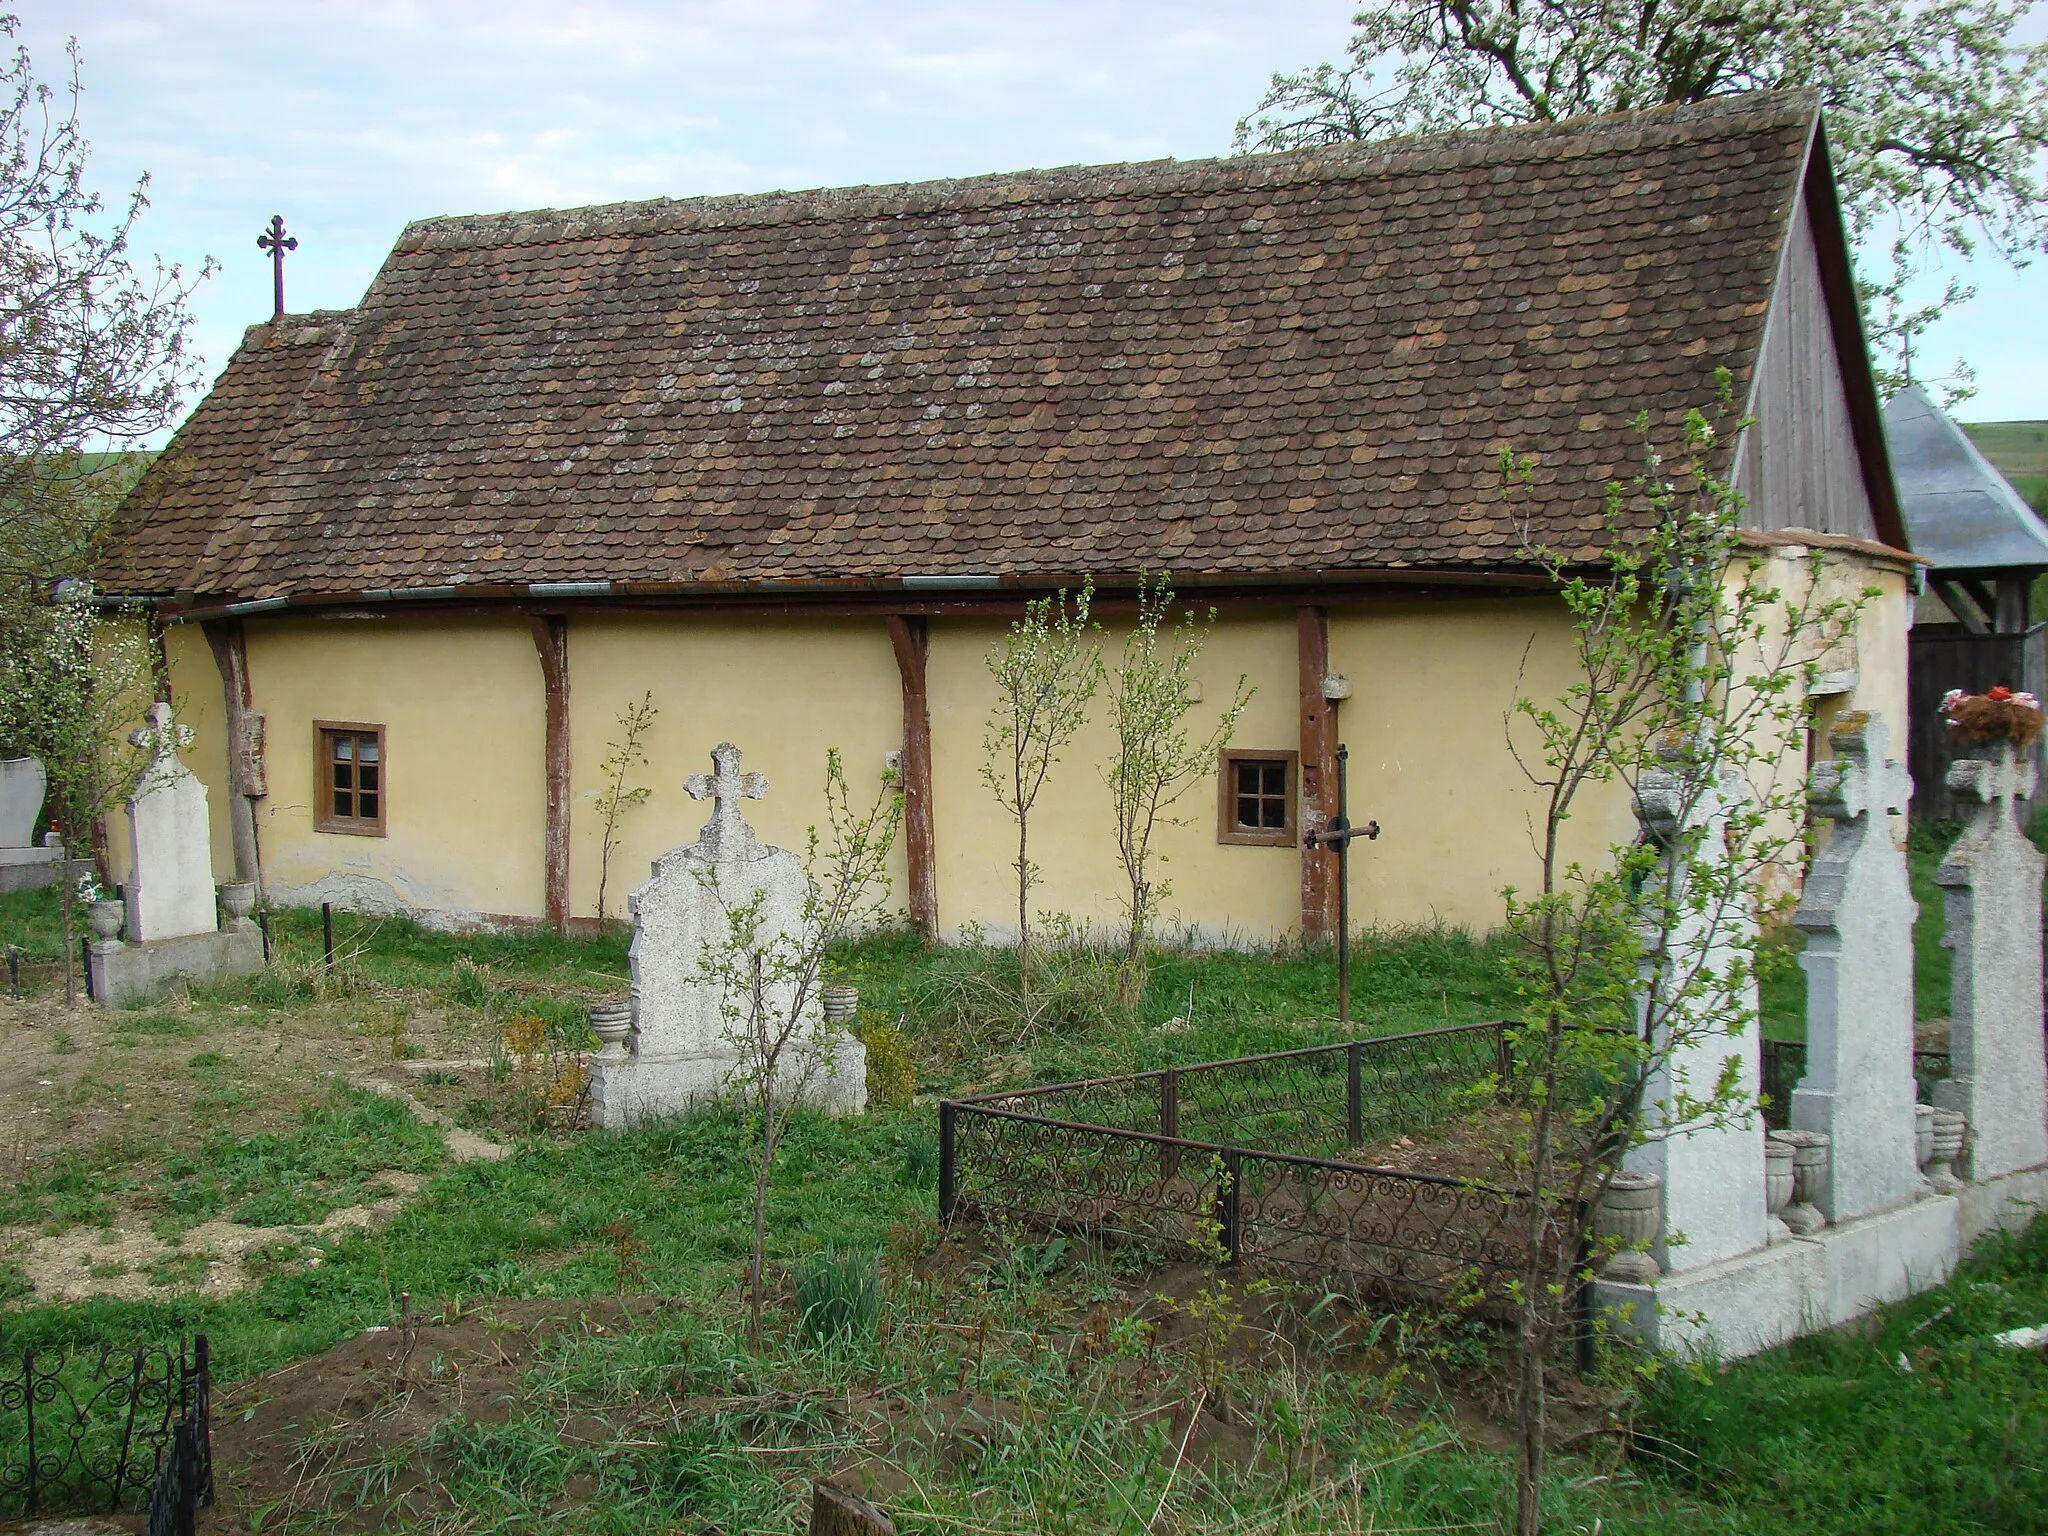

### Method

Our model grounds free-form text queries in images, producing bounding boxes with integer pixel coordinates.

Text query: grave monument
[0,757,64,892]
[1596,709,2038,1361]
[88,703,262,1006]
[587,742,866,1129]
[1619,752,1769,1275]
[1790,713,1921,1222]
[1933,739,2048,1184]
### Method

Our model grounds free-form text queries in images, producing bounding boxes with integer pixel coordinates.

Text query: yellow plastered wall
[238,616,546,921]
[565,616,908,922]
[165,566,1908,940]
[925,611,1302,944]
[1329,597,1640,934]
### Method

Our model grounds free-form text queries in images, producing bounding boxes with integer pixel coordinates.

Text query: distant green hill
[1959,419,2048,517]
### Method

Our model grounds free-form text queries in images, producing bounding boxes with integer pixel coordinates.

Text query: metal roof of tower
[1883,385,2048,573]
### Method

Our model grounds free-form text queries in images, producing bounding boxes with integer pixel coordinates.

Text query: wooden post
[886,615,939,937]
[201,619,264,892]
[810,1480,895,1536]
[528,615,571,935]
[1297,606,1338,941]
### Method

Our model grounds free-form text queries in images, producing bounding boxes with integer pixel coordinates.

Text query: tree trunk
[1015,817,1032,1003]
[60,882,76,1009]
[751,1081,775,1345]
[1514,1311,1547,1536]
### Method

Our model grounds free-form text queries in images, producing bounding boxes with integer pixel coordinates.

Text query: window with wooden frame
[1217,749,1298,846]
[315,722,386,836]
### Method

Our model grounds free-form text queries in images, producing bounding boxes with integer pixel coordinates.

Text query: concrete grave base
[1959,1162,2048,1243]
[88,928,264,1009]
[1595,1193,1963,1359]
[0,844,64,892]
[588,1037,867,1129]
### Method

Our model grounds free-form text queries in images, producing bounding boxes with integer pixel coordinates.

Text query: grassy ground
[1,841,2042,1532]
[1642,1214,2048,1533]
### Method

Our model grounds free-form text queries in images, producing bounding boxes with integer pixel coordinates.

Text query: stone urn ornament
[1770,1129,1830,1234]
[1765,1136,1796,1242]
[218,882,257,932]
[1927,1107,1967,1193]
[588,1000,635,1057]
[88,899,125,945]
[821,983,859,1027]
[1593,1172,1663,1282]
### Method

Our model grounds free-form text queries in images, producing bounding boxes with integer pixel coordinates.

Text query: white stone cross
[1791,711,1920,1223]
[685,742,769,861]
[1935,738,2046,1181]
[1809,711,1912,827]
[1947,738,2038,823]
[126,701,193,774]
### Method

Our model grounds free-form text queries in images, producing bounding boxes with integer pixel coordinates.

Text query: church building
[99,90,1916,942]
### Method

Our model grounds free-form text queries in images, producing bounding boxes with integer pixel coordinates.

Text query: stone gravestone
[0,756,62,891]
[1621,753,1770,1273]
[88,703,262,1007]
[1791,712,1922,1222]
[1933,741,2047,1183]
[587,743,866,1129]
[123,703,218,941]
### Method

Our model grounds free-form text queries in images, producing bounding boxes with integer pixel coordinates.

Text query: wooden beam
[200,618,264,890]
[1929,578,1990,636]
[1996,576,2030,634]
[528,615,572,935]
[887,614,939,937]
[1297,606,1338,942]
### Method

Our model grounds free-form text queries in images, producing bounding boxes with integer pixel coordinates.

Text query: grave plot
[939,1022,1581,1318]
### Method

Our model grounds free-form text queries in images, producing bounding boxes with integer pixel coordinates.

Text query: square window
[1217,750,1298,846]
[316,723,386,836]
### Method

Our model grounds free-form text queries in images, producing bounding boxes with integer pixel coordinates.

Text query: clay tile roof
[106,92,1827,601]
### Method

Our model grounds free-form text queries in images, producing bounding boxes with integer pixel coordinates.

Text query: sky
[21,0,2048,435]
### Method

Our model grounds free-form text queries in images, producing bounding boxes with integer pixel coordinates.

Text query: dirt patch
[200,1298,647,1535]
[4,1173,425,1303]
[1349,1101,1529,1188]
[0,982,524,1305]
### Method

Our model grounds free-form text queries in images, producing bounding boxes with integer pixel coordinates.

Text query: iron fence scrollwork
[0,1334,210,1524]
[941,1023,1573,1320]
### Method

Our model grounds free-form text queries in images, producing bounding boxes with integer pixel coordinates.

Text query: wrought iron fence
[1759,1040,1954,1130]
[954,1021,1511,1162]
[0,1335,211,1522]
[939,1023,1575,1316]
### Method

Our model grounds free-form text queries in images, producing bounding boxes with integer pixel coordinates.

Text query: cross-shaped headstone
[1946,739,2038,823]
[126,702,192,775]
[1791,711,1920,1223]
[1809,711,1912,828]
[685,742,768,861]
[1935,736,2047,1181]
[257,215,297,321]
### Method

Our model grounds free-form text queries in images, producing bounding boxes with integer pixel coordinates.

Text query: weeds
[794,1246,881,1347]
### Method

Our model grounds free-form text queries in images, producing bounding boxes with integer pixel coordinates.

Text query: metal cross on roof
[257,215,297,320]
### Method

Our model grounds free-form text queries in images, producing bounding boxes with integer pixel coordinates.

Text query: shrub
[861,1015,917,1107]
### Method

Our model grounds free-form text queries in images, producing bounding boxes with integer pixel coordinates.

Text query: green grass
[0,1104,931,1381]
[3,874,2041,1530]
[0,1078,446,1237]
[1961,418,2048,518]
[1643,1215,2048,1534]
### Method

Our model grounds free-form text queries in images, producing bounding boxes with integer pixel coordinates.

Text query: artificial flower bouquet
[1939,685,2046,747]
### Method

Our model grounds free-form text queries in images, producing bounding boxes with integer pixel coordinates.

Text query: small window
[316,722,386,836]
[1217,749,1298,846]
